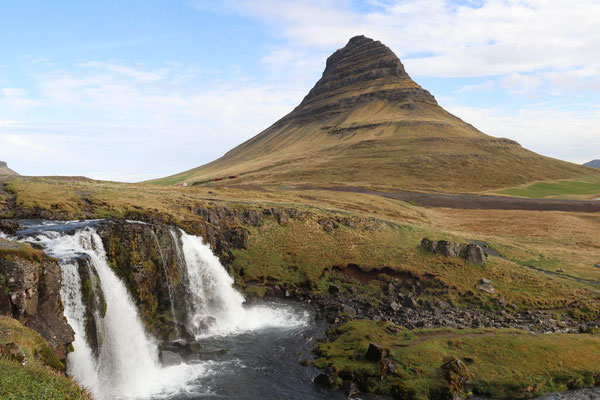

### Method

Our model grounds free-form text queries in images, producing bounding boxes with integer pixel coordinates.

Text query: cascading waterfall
[29,228,204,399]
[18,221,308,399]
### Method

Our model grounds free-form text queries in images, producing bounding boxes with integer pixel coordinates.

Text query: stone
[159,350,184,366]
[340,380,360,398]
[390,301,401,312]
[0,342,26,365]
[341,305,356,315]
[328,284,340,295]
[441,357,472,400]
[198,316,217,331]
[421,238,486,265]
[403,296,418,308]
[0,220,20,235]
[314,366,338,389]
[465,244,487,265]
[365,342,389,362]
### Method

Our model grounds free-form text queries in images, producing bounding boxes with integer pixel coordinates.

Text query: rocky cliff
[0,238,74,366]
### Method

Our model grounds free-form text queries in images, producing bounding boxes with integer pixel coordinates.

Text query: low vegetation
[0,316,91,400]
[314,320,600,399]
[497,176,600,199]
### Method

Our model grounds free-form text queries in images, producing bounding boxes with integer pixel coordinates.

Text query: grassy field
[0,316,91,400]
[3,177,600,311]
[314,320,600,399]
[497,176,600,199]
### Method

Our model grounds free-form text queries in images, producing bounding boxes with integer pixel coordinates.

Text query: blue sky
[1,0,599,181]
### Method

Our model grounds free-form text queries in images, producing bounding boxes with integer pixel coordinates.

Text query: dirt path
[284,185,600,212]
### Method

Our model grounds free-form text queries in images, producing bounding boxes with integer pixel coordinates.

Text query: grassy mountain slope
[151,36,595,192]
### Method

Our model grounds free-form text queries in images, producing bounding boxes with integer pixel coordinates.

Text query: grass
[0,316,91,399]
[497,176,600,199]
[0,237,47,262]
[314,319,600,399]
[3,177,600,313]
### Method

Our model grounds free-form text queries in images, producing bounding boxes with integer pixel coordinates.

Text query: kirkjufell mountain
[154,35,591,192]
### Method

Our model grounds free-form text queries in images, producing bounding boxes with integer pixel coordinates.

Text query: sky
[1,0,599,182]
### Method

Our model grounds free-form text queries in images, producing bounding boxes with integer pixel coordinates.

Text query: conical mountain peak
[156,35,589,193]
[303,35,410,102]
[288,35,438,122]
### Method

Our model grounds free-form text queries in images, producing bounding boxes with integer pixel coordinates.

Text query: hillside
[0,161,18,177]
[584,159,600,168]
[151,35,595,192]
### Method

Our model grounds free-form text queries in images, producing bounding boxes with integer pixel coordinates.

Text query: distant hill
[0,161,19,176]
[584,160,600,168]
[152,35,596,192]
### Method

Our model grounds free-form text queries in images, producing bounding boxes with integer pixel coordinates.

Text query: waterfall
[29,228,204,399]
[18,221,308,399]
[176,229,306,336]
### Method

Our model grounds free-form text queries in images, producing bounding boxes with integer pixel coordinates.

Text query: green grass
[0,316,91,399]
[314,320,600,400]
[497,177,600,198]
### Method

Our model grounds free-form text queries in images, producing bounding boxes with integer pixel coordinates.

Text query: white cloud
[445,104,600,164]
[197,0,600,82]
[0,88,39,109]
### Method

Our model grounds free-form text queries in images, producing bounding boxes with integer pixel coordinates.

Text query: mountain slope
[584,160,600,168]
[153,35,594,192]
[0,161,19,177]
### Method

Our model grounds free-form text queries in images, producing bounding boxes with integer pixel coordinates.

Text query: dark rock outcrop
[441,357,472,400]
[0,247,74,364]
[0,342,26,365]
[421,238,487,265]
[96,221,188,341]
[365,342,389,362]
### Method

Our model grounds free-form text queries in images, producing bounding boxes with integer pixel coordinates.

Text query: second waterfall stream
[22,222,308,400]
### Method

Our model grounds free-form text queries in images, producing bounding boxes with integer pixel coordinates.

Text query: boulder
[328,284,340,295]
[465,244,487,265]
[366,342,389,362]
[314,366,339,389]
[159,350,184,366]
[477,278,495,294]
[0,342,26,365]
[340,380,360,398]
[441,357,472,400]
[0,220,20,235]
[421,238,487,265]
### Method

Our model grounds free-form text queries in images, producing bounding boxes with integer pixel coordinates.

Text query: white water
[177,229,308,336]
[31,228,205,399]
[20,222,308,399]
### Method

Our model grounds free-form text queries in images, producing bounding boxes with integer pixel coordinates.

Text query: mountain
[0,161,19,176]
[153,35,594,192]
[584,160,600,168]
